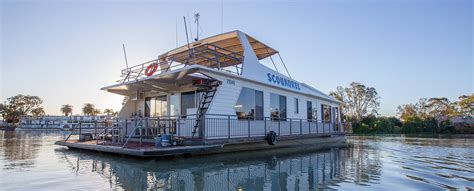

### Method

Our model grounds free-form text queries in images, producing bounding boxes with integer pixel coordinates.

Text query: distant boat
[19,115,114,130]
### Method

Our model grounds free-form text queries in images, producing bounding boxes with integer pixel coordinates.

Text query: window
[181,92,195,116]
[270,93,287,120]
[321,104,332,122]
[307,101,312,121]
[234,87,263,120]
[145,95,168,117]
[294,98,299,114]
[334,107,339,122]
[169,94,180,116]
[255,90,264,120]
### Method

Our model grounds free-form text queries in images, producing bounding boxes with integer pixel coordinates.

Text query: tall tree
[1,95,44,123]
[31,107,45,117]
[82,103,95,116]
[425,97,455,118]
[92,109,102,116]
[330,82,380,122]
[61,104,73,116]
[103,109,115,116]
[455,94,473,116]
[397,104,418,121]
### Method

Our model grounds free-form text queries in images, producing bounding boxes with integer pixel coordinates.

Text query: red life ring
[145,63,158,76]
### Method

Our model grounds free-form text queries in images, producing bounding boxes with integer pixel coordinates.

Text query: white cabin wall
[118,99,137,119]
[203,72,339,120]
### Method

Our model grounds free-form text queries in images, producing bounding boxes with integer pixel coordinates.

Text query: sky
[1,0,472,116]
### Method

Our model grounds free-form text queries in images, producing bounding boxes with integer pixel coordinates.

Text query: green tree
[455,94,473,116]
[92,109,102,116]
[2,95,43,123]
[330,82,380,122]
[82,103,95,116]
[425,97,456,118]
[103,109,116,116]
[397,104,418,121]
[61,104,73,116]
[31,107,45,117]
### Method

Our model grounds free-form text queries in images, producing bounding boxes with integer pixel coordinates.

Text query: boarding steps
[192,79,220,138]
[96,126,122,144]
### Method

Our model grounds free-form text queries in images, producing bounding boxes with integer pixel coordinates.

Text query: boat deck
[55,140,223,157]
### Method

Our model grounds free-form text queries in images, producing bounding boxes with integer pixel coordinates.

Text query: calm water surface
[0,130,473,191]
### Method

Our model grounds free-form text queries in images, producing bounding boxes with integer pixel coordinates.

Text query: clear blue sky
[1,0,472,116]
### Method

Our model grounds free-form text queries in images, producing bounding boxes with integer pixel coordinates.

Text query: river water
[0,130,472,191]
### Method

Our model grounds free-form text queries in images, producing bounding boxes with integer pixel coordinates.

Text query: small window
[294,98,299,114]
[307,101,312,121]
[321,104,332,122]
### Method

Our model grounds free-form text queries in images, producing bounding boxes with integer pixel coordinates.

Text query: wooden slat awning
[158,31,278,68]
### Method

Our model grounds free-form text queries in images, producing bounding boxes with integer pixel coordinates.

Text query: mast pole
[122,44,129,69]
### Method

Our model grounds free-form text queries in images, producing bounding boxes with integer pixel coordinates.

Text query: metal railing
[119,43,244,83]
[63,114,348,146]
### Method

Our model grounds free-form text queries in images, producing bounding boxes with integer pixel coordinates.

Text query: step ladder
[192,80,220,138]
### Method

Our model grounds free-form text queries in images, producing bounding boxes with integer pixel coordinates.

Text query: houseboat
[56,31,347,157]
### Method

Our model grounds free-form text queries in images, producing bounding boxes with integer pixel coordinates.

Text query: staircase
[192,79,220,138]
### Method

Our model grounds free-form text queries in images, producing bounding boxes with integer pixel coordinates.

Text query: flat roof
[158,30,278,67]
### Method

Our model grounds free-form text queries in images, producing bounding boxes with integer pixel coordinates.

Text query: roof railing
[118,43,244,83]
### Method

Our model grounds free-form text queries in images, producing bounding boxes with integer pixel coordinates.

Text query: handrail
[117,43,244,83]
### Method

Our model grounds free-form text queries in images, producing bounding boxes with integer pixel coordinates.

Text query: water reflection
[1,131,473,190]
[55,143,384,190]
[0,130,46,170]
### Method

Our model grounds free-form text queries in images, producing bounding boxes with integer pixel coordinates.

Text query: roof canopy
[158,31,278,68]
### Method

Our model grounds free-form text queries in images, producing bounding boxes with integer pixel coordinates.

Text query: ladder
[192,80,219,138]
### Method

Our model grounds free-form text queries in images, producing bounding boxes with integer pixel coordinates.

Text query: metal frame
[119,43,244,83]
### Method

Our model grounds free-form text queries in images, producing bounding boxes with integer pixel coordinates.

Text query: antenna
[122,44,129,69]
[175,18,178,48]
[221,0,224,33]
[183,16,191,49]
[187,14,194,43]
[194,13,200,41]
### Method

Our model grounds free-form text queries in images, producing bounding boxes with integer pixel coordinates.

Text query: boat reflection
[56,144,382,190]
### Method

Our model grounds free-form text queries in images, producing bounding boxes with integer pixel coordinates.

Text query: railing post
[316,120,319,134]
[323,121,325,133]
[248,118,251,138]
[309,121,311,134]
[228,115,231,141]
[289,118,292,136]
[300,119,302,135]
[178,117,181,137]
[264,117,267,136]
[202,115,206,140]
[278,120,281,136]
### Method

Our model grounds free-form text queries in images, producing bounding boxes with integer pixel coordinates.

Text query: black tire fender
[267,131,277,145]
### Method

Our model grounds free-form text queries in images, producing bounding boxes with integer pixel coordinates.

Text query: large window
[321,104,332,122]
[270,93,287,120]
[145,95,168,117]
[180,91,203,116]
[234,87,263,120]
[169,94,180,116]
